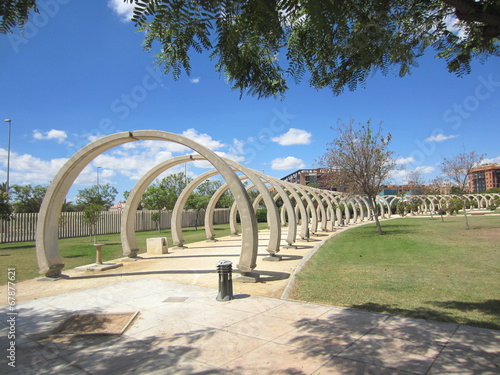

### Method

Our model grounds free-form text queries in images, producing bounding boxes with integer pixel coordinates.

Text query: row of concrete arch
[120,153,380,260]
[377,194,500,214]
[35,130,498,278]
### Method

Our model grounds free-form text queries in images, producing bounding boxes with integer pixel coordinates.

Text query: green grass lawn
[0,223,268,285]
[290,216,500,330]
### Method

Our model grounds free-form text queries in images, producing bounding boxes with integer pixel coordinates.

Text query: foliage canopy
[76,183,118,210]
[1,1,499,98]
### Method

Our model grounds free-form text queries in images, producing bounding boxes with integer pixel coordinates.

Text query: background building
[468,164,500,192]
[281,168,326,186]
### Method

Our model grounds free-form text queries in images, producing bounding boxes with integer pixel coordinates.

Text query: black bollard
[216,260,234,302]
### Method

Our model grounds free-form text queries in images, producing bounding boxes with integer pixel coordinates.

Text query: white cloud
[271,156,305,170]
[415,166,436,174]
[191,151,246,169]
[390,169,409,182]
[87,134,103,143]
[0,127,246,191]
[111,129,225,156]
[229,139,244,155]
[107,0,135,22]
[190,77,201,84]
[86,129,228,178]
[0,148,68,185]
[395,156,415,165]
[181,128,226,151]
[483,156,500,164]
[94,147,174,181]
[271,128,312,146]
[425,133,459,142]
[215,151,245,163]
[444,15,466,39]
[33,129,68,144]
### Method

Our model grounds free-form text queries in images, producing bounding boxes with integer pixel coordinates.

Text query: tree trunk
[93,224,97,244]
[462,196,469,230]
[370,197,384,235]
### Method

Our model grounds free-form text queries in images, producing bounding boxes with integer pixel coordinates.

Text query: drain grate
[52,312,139,336]
[163,297,188,303]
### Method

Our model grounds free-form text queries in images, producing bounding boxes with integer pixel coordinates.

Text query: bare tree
[441,151,485,229]
[405,170,426,193]
[426,176,450,195]
[321,120,395,235]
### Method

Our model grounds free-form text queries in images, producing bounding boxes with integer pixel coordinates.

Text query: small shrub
[256,208,268,222]
[488,205,497,211]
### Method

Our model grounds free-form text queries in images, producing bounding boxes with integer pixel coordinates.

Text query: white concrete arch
[285,182,319,233]
[121,154,198,257]
[36,131,258,277]
[266,177,310,239]
[169,157,281,256]
[324,192,347,226]
[301,186,328,231]
[249,178,298,246]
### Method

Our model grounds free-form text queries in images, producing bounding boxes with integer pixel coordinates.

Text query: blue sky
[1,1,499,202]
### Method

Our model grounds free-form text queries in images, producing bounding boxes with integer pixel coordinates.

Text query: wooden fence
[0,209,230,244]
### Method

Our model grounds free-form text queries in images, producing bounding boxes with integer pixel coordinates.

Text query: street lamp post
[4,119,11,192]
[96,166,102,195]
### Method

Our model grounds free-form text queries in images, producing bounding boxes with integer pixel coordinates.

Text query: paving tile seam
[156,327,271,370]
[312,356,420,375]
[20,342,84,375]
[327,313,394,362]
[220,320,297,345]
[421,323,460,375]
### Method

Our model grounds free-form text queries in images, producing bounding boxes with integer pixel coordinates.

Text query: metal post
[4,119,11,192]
[216,260,233,302]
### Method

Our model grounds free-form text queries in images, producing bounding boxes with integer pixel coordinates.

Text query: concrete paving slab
[262,300,334,321]
[427,344,500,374]
[371,315,459,345]
[223,341,332,375]
[62,336,157,375]
[182,304,257,330]
[316,356,411,375]
[223,312,298,341]
[123,351,230,375]
[158,328,268,368]
[449,324,500,353]
[273,308,389,353]
[338,334,443,373]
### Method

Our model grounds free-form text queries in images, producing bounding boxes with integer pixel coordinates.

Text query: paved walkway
[1,227,499,374]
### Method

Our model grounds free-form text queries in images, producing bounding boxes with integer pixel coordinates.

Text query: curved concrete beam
[121,154,197,256]
[301,186,328,231]
[284,182,318,233]
[36,130,258,277]
[271,178,310,239]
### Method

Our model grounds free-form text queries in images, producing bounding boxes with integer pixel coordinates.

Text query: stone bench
[147,237,169,255]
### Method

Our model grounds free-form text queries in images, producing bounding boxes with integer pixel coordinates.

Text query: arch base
[45,263,65,278]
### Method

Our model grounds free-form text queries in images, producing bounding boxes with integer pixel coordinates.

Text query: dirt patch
[470,227,500,241]
[53,312,138,335]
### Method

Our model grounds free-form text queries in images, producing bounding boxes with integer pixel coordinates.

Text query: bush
[237,208,268,223]
[256,208,268,222]
[488,205,497,211]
